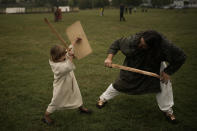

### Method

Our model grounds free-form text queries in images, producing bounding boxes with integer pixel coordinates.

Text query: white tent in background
[59,6,70,12]
[173,0,197,8]
[6,7,25,14]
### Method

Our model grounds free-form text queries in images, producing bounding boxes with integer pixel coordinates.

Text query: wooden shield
[66,21,92,59]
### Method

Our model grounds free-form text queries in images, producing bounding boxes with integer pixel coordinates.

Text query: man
[100,7,104,16]
[120,4,126,21]
[97,30,186,124]
[54,6,62,22]
[129,6,132,14]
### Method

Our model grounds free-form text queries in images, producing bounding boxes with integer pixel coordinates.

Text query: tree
[78,0,92,9]
[152,0,173,8]
[112,0,142,7]
[78,0,109,9]
[47,0,68,7]
[68,0,74,7]
[95,0,109,7]
[1,0,16,4]
[34,0,48,6]
[111,0,121,7]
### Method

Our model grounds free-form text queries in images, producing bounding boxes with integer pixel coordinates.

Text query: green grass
[0,8,197,131]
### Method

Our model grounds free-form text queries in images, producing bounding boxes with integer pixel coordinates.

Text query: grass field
[0,8,197,131]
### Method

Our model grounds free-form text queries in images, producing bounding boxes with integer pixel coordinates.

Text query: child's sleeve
[58,60,75,75]
[51,60,75,77]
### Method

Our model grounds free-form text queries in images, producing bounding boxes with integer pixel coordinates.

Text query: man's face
[138,37,148,49]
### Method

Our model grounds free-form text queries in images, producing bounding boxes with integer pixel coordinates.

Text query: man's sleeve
[162,37,186,75]
[107,37,131,55]
[107,38,121,55]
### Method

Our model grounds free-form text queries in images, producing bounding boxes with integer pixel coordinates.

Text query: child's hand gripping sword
[44,18,92,59]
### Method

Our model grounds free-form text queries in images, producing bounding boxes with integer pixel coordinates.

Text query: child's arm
[67,37,82,61]
[67,45,74,62]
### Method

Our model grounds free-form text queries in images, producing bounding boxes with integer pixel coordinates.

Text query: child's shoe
[79,106,92,114]
[41,116,54,125]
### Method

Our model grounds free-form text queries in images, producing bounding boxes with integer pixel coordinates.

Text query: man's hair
[142,30,162,49]
[141,30,162,64]
[50,45,66,62]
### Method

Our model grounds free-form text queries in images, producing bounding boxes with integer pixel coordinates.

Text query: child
[42,39,92,125]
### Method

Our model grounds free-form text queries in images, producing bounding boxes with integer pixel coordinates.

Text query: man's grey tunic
[108,32,186,95]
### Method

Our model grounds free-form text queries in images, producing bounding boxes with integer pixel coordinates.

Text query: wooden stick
[44,18,68,49]
[111,64,160,79]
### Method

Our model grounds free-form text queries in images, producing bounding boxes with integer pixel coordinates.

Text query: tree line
[0,0,173,8]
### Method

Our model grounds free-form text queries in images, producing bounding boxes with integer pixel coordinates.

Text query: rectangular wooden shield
[66,21,92,59]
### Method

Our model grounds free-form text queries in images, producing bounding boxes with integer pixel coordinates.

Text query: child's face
[58,55,66,62]
[57,50,67,62]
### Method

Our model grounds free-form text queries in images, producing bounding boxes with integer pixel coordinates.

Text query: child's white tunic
[47,59,83,113]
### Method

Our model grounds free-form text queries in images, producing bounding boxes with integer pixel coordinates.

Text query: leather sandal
[96,99,107,109]
[164,112,178,124]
